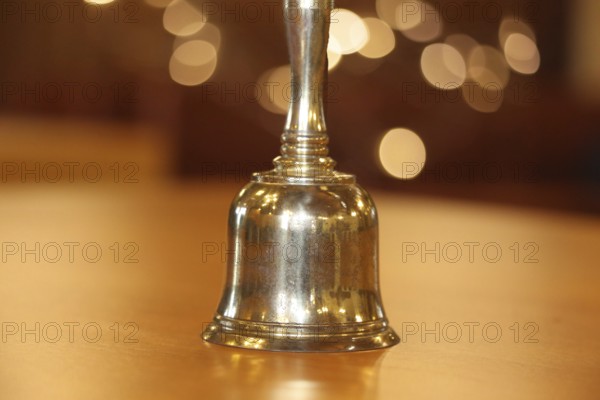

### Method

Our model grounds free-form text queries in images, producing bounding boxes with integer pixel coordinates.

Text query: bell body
[202,0,398,351]
[202,174,399,351]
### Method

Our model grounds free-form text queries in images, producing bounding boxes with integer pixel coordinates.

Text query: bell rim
[201,317,399,353]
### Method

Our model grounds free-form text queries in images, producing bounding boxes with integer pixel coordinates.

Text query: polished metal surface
[202,0,399,352]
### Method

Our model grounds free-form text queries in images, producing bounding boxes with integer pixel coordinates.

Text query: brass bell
[202,0,399,352]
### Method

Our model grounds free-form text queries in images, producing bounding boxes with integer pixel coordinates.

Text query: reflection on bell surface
[202,0,399,352]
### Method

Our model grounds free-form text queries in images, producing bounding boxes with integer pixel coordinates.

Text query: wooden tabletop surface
[1,175,599,399]
[0,112,600,400]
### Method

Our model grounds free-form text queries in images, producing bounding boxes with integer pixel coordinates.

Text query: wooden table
[1,175,599,399]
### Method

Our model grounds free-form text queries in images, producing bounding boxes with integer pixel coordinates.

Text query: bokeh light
[445,34,478,60]
[463,45,508,112]
[173,22,221,51]
[468,45,510,89]
[327,37,343,71]
[376,0,403,29]
[379,128,427,180]
[329,9,368,54]
[421,43,466,89]
[84,0,114,4]
[503,33,541,74]
[169,40,217,86]
[163,0,205,37]
[257,66,291,115]
[499,19,536,48]
[462,79,504,113]
[395,0,442,43]
[359,18,396,59]
[144,0,171,8]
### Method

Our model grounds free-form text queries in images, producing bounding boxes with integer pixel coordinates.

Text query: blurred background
[0,0,598,213]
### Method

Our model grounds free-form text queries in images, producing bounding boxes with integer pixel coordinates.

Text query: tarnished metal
[202,0,399,352]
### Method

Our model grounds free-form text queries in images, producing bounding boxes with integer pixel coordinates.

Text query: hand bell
[202,0,399,352]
